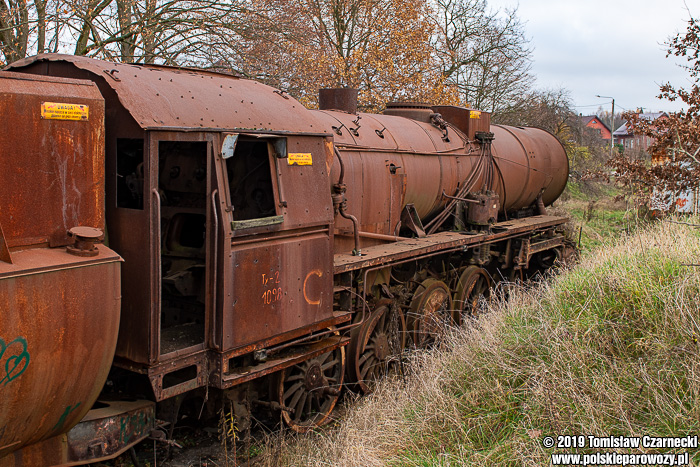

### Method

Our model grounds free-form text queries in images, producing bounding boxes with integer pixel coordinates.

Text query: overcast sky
[486,0,694,115]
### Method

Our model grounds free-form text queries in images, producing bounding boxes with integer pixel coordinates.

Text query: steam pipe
[334,146,345,186]
[333,146,361,255]
[339,205,361,256]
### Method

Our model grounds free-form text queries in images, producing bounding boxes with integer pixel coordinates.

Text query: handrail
[210,189,220,350]
[152,188,162,357]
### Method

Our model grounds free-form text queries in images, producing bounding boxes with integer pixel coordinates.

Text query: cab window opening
[226,139,277,222]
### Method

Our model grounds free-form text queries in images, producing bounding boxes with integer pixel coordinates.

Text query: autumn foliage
[0,0,531,115]
[607,15,700,199]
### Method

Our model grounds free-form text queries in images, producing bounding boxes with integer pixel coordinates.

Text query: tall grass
[255,219,700,466]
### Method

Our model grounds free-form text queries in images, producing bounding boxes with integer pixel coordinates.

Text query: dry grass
[255,219,700,466]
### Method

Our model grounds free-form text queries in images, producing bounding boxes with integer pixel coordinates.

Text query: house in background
[617,110,695,214]
[579,115,611,140]
[613,111,668,155]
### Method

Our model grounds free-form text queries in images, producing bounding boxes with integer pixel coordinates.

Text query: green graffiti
[119,411,149,445]
[0,337,30,387]
[52,403,82,431]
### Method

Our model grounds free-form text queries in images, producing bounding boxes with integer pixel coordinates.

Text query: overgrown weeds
[254,219,700,466]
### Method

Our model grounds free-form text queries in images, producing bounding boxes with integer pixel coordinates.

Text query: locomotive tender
[0,54,570,465]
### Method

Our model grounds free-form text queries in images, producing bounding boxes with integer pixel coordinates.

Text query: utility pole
[596,95,615,160]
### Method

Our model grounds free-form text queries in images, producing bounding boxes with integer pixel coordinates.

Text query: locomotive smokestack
[319,88,358,114]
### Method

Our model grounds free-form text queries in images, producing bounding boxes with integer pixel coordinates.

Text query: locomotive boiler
[1,54,571,465]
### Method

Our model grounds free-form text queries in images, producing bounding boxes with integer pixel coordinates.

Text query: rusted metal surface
[215,132,337,352]
[0,245,122,461]
[464,191,500,226]
[0,71,123,463]
[62,399,154,466]
[66,227,104,257]
[431,105,491,140]
[383,102,434,123]
[0,400,154,467]
[528,236,565,255]
[216,312,351,370]
[5,60,155,365]
[334,215,568,274]
[1,54,573,444]
[491,124,569,208]
[223,229,334,350]
[0,221,13,264]
[6,59,339,369]
[8,57,344,390]
[218,335,349,389]
[319,88,358,114]
[0,71,105,249]
[7,54,326,134]
[314,105,568,248]
[148,351,209,401]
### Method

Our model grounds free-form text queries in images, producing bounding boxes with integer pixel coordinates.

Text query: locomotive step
[217,334,350,389]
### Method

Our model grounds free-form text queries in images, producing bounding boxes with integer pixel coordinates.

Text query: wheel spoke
[302,393,313,418]
[321,352,332,364]
[322,358,339,370]
[289,386,306,415]
[293,393,308,422]
[311,393,321,412]
[360,355,379,378]
[377,311,387,331]
[283,381,304,401]
[358,351,372,365]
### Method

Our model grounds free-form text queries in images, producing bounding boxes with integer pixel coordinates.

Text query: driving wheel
[408,278,452,347]
[451,266,491,325]
[276,345,345,432]
[347,300,407,393]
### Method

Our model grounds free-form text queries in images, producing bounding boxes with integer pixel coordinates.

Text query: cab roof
[7,54,326,134]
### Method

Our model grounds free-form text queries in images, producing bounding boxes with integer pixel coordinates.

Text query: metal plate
[0,71,105,249]
[222,230,334,350]
[0,246,121,461]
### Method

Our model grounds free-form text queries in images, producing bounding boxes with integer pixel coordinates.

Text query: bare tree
[0,0,276,67]
[65,0,263,65]
[0,0,30,64]
[496,88,574,135]
[430,0,533,116]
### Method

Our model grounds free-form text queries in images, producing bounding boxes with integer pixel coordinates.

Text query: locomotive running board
[333,215,568,274]
[214,335,350,390]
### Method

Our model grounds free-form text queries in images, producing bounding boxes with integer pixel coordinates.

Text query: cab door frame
[146,130,218,361]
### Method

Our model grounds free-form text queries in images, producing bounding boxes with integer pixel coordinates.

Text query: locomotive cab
[7,54,349,405]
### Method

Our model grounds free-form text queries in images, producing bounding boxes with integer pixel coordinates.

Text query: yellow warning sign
[470,111,481,119]
[41,102,89,121]
[288,153,313,166]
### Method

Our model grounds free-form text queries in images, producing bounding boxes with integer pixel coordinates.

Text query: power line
[573,103,607,108]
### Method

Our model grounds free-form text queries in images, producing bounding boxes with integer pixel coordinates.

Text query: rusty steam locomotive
[0,54,571,465]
